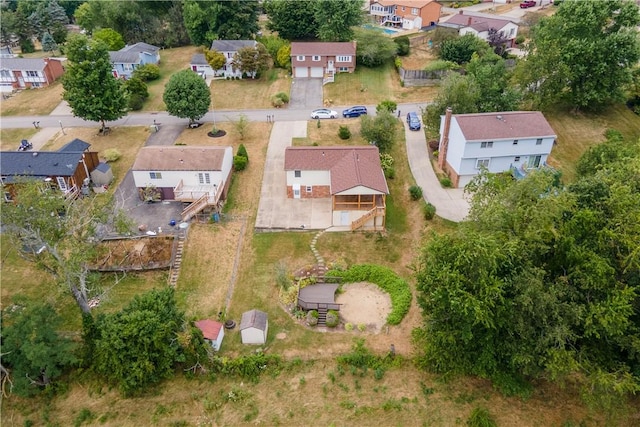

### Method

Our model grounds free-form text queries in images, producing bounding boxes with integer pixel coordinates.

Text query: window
[294,170,301,178]
[514,156,520,162]
[338,67,348,72]
[0,70,11,78]
[411,7,418,15]
[297,55,305,61]
[306,186,312,193]
[56,177,67,191]
[312,55,320,61]
[476,159,490,169]
[480,141,493,148]
[513,140,518,145]
[536,138,543,145]
[509,28,515,37]
[227,52,233,58]
[25,70,39,77]
[337,56,351,62]
[198,173,211,185]
[149,172,162,179]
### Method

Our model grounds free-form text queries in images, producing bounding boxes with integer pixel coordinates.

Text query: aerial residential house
[284,146,389,231]
[240,309,268,345]
[131,146,233,221]
[439,11,518,48]
[290,42,356,84]
[109,42,160,79]
[369,0,442,30]
[438,109,557,188]
[1,139,99,201]
[0,57,64,93]
[190,40,257,79]
[195,319,225,351]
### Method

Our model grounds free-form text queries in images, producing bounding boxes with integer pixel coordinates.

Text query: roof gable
[190,53,208,65]
[240,309,268,331]
[58,138,90,153]
[451,111,557,141]
[284,146,389,194]
[109,51,141,64]
[290,42,356,56]
[131,146,231,171]
[121,42,160,54]
[195,319,223,340]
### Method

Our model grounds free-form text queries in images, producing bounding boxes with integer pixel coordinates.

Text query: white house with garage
[438,109,557,188]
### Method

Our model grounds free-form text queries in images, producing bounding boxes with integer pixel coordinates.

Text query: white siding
[285,170,331,187]
[132,170,226,189]
[442,118,467,172]
[335,185,384,196]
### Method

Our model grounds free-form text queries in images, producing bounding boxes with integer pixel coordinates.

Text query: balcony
[174,179,223,203]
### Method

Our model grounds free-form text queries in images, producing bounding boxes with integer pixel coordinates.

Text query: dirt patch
[91,236,175,271]
[335,282,392,333]
[401,45,437,70]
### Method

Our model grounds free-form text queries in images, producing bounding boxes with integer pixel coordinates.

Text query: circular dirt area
[335,282,391,333]
[208,129,227,138]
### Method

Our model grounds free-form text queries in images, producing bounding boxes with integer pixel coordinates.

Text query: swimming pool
[362,24,400,35]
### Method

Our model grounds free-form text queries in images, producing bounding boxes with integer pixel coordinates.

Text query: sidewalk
[404,122,470,222]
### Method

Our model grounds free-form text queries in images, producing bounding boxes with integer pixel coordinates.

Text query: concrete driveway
[254,121,332,231]
[288,78,323,110]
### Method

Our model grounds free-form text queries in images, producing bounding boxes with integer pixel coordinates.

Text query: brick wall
[286,185,331,199]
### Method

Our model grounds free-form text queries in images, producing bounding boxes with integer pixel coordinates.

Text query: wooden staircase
[317,307,328,326]
[168,234,185,287]
[350,206,384,231]
[181,193,211,222]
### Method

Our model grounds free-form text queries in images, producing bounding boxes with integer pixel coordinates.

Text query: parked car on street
[311,108,338,119]
[406,112,421,131]
[520,1,537,8]
[342,106,368,118]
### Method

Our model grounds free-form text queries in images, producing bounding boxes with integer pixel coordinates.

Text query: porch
[332,194,386,231]
[173,179,223,203]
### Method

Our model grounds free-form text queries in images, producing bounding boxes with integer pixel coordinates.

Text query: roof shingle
[451,111,556,141]
[131,146,230,171]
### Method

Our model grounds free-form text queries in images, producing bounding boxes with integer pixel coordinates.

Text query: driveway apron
[288,78,323,110]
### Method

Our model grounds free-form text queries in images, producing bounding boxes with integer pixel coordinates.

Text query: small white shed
[90,162,114,186]
[195,319,225,351]
[240,309,268,345]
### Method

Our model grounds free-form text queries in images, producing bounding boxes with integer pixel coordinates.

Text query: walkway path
[404,121,470,222]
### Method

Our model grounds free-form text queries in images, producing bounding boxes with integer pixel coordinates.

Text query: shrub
[338,125,351,140]
[432,150,439,158]
[128,94,145,111]
[440,177,452,188]
[515,34,525,45]
[132,64,160,81]
[345,323,354,331]
[237,144,248,161]
[271,97,284,108]
[409,185,423,200]
[423,202,436,220]
[466,406,497,427]
[376,100,397,114]
[357,324,366,332]
[394,57,402,69]
[325,265,412,325]
[394,36,410,56]
[233,155,248,171]
[306,310,319,326]
[326,310,339,327]
[102,148,121,162]
[384,167,396,180]
[274,92,289,103]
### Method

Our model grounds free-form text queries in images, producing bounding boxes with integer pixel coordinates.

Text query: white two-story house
[440,11,519,48]
[438,109,557,188]
[190,40,257,79]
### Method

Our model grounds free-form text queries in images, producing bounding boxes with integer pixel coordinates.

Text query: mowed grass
[0,128,39,150]
[546,104,640,182]
[0,80,64,117]
[142,45,200,112]
[210,68,291,110]
[325,61,439,106]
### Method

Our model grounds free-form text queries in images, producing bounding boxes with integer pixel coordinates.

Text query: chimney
[438,107,452,171]
[467,17,472,26]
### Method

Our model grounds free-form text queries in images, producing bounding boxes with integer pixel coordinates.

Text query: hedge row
[326,264,412,325]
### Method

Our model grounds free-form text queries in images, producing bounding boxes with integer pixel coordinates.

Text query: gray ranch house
[109,42,161,79]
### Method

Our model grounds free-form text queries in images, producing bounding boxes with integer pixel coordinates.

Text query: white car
[310,108,338,119]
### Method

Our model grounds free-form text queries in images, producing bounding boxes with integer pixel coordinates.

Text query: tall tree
[264,0,317,40]
[359,110,398,153]
[354,28,397,67]
[92,27,125,51]
[1,182,133,315]
[214,0,259,40]
[517,0,640,111]
[315,0,363,42]
[41,31,58,53]
[163,69,211,124]
[62,34,128,132]
[182,0,219,46]
[232,43,270,78]
[1,304,77,396]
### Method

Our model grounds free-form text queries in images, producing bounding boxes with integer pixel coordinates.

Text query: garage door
[310,67,323,78]
[295,67,308,78]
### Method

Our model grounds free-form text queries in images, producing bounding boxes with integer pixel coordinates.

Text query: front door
[293,184,301,199]
[341,211,349,226]
[328,60,334,70]
[530,155,542,168]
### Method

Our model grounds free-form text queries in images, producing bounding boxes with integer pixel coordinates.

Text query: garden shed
[240,309,268,345]
[195,319,224,351]
[90,162,113,186]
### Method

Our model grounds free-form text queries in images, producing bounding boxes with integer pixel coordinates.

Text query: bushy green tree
[204,48,226,71]
[183,0,259,46]
[132,63,160,82]
[394,35,410,56]
[315,0,363,42]
[376,100,397,114]
[163,69,211,124]
[123,77,149,111]
[440,33,489,65]
[92,27,125,50]
[354,28,398,67]
[1,304,77,396]
[264,0,318,40]
[517,0,640,111]
[231,43,270,78]
[360,111,397,153]
[62,34,128,132]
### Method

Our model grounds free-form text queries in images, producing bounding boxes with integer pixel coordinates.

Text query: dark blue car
[342,106,368,118]
[407,112,421,131]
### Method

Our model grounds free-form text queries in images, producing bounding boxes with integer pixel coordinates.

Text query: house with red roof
[438,109,557,188]
[284,146,389,231]
[369,0,442,30]
[195,319,224,351]
[440,11,519,48]
[290,42,356,84]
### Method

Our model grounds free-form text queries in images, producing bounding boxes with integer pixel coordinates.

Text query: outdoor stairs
[168,234,186,287]
[350,206,383,231]
[181,194,210,222]
[317,307,328,326]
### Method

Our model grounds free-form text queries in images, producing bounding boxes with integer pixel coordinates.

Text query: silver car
[311,108,338,119]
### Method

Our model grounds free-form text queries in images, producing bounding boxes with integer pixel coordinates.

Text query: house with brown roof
[284,146,389,231]
[438,109,557,188]
[290,42,356,84]
[0,57,64,93]
[440,11,519,48]
[131,146,233,221]
[369,0,441,30]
